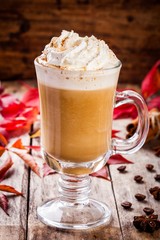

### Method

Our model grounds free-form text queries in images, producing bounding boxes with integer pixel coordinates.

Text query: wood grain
[0,0,160,83]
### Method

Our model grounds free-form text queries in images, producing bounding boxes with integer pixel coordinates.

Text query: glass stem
[58,174,91,205]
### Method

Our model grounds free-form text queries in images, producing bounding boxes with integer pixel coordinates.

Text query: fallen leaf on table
[141,60,160,100]
[147,96,160,110]
[0,132,8,147]
[1,99,25,119]
[30,129,41,138]
[21,87,39,111]
[0,194,9,215]
[0,146,5,157]
[0,118,27,131]
[0,185,22,196]
[108,154,133,165]
[0,158,13,182]
[91,166,110,181]
[10,148,41,177]
[113,104,137,120]
[20,107,38,124]
[112,130,120,138]
[43,163,56,177]
[25,145,41,151]
[12,139,26,149]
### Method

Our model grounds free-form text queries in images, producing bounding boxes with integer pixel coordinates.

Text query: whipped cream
[38,30,120,70]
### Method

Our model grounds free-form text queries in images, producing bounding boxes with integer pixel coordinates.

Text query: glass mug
[34,59,149,230]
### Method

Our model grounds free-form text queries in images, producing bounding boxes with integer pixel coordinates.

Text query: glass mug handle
[112,90,149,155]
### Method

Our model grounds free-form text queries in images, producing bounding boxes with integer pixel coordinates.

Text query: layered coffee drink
[35,31,149,230]
[35,30,121,173]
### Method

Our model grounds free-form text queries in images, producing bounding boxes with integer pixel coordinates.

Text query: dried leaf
[112,130,120,138]
[11,139,26,150]
[0,185,22,196]
[0,118,27,131]
[113,104,137,120]
[21,87,39,110]
[142,60,160,99]
[0,158,13,182]
[1,101,25,119]
[108,154,133,165]
[0,132,8,147]
[147,96,160,111]
[0,146,5,157]
[30,129,41,138]
[10,148,41,177]
[20,107,38,124]
[90,166,110,181]
[43,163,56,177]
[25,145,41,151]
[0,194,9,215]
[0,127,9,140]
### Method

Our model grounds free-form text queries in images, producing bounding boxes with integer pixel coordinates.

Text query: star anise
[149,186,160,200]
[133,215,160,233]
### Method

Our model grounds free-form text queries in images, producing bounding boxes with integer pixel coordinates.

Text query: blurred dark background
[0,0,160,84]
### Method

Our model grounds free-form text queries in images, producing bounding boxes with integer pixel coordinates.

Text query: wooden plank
[27,124,122,240]
[110,120,160,240]
[0,82,31,240]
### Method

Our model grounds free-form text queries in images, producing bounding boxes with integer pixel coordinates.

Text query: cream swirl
[38,30,120,70]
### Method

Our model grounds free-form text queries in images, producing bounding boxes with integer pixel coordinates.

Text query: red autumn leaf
[0,118,27,131]
[0,158,13,182]
[21,87,39,111]
[0,94,16,108]
[20,107,38,124]
[113,104,137,119]
[107,154,133,165]
[0,194,9,215]
[141,60,160,99]
[43,163,56,177]
[11,139,26,150]
[0,128,9,140]
[0,185,22,196]
[10,148,41,177]
[91,165,110,181]
[0,93,25,119]
[25,145,41,151]
[0,146,5,157]
[1,101,25,119]
[147,96,160,110]
[0,132,8,147]
[112,130,120,138]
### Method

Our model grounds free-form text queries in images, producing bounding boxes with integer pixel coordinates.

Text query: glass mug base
[37,151,112,229]
[37,198,111,230]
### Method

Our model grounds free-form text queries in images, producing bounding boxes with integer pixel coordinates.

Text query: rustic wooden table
[0,81,160,240]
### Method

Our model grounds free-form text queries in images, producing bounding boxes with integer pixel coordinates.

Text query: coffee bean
[146,164,154,171]
[117,166,126,172]
[121,201,132,209]
[135,193,146,201]
[143,207,154,215]
[155,174,160,182]
[134,175,143,183]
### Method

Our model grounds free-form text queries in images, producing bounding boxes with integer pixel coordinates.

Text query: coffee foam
[35,60,121,91]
